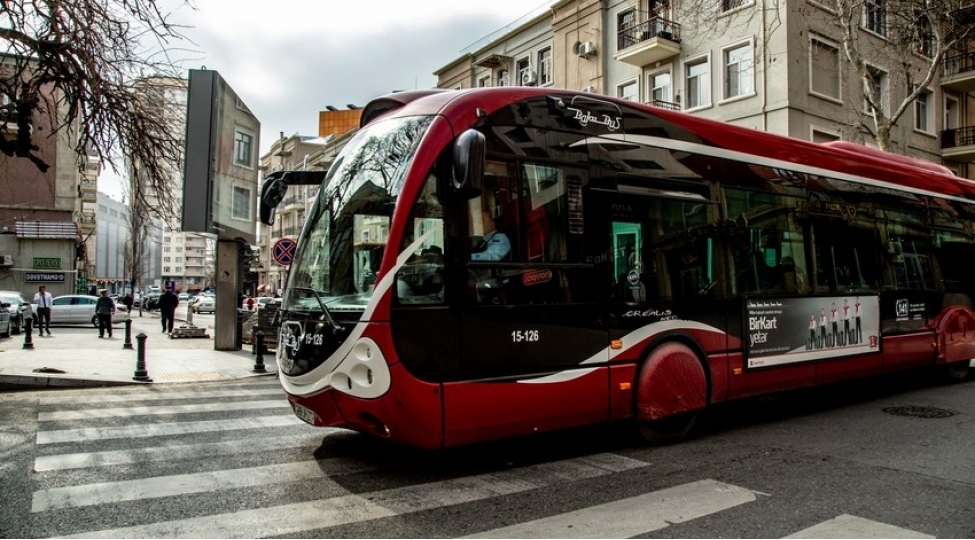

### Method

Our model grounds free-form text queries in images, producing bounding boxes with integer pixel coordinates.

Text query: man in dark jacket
[95,289,116,338]
[158,288,179,333]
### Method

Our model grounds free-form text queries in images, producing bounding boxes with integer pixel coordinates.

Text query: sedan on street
[46,295,131,327]
[190,296,215,314]
[0,290,30,334]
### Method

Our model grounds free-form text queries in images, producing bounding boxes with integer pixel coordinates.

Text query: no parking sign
[272,238,297,266]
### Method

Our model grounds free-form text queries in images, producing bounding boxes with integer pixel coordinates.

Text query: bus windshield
[286,115,434,312]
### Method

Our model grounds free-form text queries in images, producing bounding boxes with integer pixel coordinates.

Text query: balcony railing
[617,16,681,51]
[648,99,681,111]
[943,51,975,78]
[941,125,975,149]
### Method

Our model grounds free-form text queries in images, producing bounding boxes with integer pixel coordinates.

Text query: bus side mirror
[451,129,485,199]
[259,175,289,225]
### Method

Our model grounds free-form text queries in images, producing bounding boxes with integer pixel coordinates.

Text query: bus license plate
[293,403,317,425]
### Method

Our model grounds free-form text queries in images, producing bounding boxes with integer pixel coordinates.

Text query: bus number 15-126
[512,330,540,343]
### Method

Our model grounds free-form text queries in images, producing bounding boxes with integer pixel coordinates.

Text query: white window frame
[647,68,674,105]
[720,0,755,14]
[808,35,842,103]
[516,57,532,86]
[862,0,887,37]
[538,46,553,86]
[617,79,639,101]
[232,184,252,221]
[497,68,509,87]
[810,126,842,143]
[863,63,890,116]
[913,88,935,135]
[233,128,255,169]
[683,52,712,111]
[720,38,756,103]
[944,94,960,131]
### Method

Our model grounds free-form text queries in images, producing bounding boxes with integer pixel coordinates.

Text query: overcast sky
[100,0,549,201]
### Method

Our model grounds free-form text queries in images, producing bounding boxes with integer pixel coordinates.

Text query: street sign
[272,238,297,266]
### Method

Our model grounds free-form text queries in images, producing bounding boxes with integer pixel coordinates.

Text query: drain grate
[882,405,956,418]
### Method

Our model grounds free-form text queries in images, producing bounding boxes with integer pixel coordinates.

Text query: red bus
[259,88,975,449]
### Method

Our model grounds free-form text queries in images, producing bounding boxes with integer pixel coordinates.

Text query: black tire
[91,315,99,327]
[638,411,698,445]
[942,360,971,383]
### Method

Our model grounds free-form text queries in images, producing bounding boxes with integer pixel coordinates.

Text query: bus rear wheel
[942,359,971,383]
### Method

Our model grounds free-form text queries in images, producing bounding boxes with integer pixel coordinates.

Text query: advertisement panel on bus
[745,295,880,368]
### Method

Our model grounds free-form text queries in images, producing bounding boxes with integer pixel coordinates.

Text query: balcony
[647,99,681,111]
[615,16,681,67]
[942,51,975,93]
[941,125,975,163]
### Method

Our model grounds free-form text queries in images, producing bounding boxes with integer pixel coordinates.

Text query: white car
[46,295,131,327]
[190,296,215,314]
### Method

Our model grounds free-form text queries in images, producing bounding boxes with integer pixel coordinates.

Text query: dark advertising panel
[183,69,260,244]
[746,295,880,368]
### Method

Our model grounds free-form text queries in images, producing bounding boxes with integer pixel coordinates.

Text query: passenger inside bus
[471,209,511,261]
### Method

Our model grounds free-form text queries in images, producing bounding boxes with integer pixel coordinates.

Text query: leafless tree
[827,0,974,150]
[0,0,194,220]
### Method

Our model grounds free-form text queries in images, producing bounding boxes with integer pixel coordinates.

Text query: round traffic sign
[272,238,297,266]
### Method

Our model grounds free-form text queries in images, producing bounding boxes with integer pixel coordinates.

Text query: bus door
[445,163,611,447]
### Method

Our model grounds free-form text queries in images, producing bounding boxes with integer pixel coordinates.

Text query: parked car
[142,293,161,311]
[178,292,190,301]
[0,290,31,334]
[0,301,11,338]
[46,295,131,327]
[190,296,215,314]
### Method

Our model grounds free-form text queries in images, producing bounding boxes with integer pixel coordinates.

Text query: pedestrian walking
[95,289,116,338]
[158,287,179,333]
[121,293,134,312]
[33,285,53,336]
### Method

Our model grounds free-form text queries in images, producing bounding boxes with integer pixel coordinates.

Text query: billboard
[745,295,881,368]
[182,69,260,244]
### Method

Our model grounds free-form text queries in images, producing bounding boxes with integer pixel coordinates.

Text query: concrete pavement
[0,305,277,390]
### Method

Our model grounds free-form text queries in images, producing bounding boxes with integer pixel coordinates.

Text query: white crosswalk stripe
[463,479,759,538]
[38,399,289,421]
[785,514,935,539]
[36,415,303,444]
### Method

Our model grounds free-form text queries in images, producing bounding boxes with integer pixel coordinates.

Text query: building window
[723,42,754,99]
[864,65,889,115]
[863,0,886,35]
[497,69,509,86]
[618,80,638,101]
[516,57,533,86]
[811,128,841,143]
[685,56,711,110]
[650,71,673,104]
[913,89,932,133]
[478,76,491,87]
[722,0,752,11]
[617,8,637,50]
[164,257,171,263]
[164,266,171,273]
[232,185,251,220]
[538,47,553,86]
[234,130,254,168]
[810,37,841,100]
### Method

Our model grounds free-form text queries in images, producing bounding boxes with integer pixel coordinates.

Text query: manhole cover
[882,405,956,418]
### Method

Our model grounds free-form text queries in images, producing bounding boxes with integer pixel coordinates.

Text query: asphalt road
[0,368,972,538]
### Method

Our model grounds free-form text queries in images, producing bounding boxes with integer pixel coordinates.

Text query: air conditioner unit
[0,254,13,267]
[521,70,537,86]
[578,41,597,57]
[581,86,596,93]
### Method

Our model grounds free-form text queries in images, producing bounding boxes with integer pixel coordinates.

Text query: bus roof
[361,87,975,202]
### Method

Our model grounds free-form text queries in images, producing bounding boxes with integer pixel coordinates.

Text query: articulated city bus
[259,88,975,449]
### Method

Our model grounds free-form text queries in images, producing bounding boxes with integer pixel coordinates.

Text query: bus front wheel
[635,341,707,445]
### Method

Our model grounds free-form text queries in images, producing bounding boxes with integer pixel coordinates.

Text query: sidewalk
[0,306,276,390]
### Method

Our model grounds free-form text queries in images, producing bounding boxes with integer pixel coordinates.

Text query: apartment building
[435,0,974,178]
[94,192,129,294]
[0,53,93,297]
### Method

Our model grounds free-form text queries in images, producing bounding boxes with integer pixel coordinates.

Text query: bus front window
[285,115,433,313]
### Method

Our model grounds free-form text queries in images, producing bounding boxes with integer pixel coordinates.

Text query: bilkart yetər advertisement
[746,295,879,368]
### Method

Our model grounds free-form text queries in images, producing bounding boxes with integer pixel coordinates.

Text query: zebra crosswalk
[18,381,936,539]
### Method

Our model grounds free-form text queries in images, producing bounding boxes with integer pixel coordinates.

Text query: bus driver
[471,210,510,261]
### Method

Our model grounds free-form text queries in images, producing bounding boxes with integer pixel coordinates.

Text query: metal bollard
[22,317,34,350]
[132,332,152,382]
[122,319,134,350]
[252,330,267,373]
